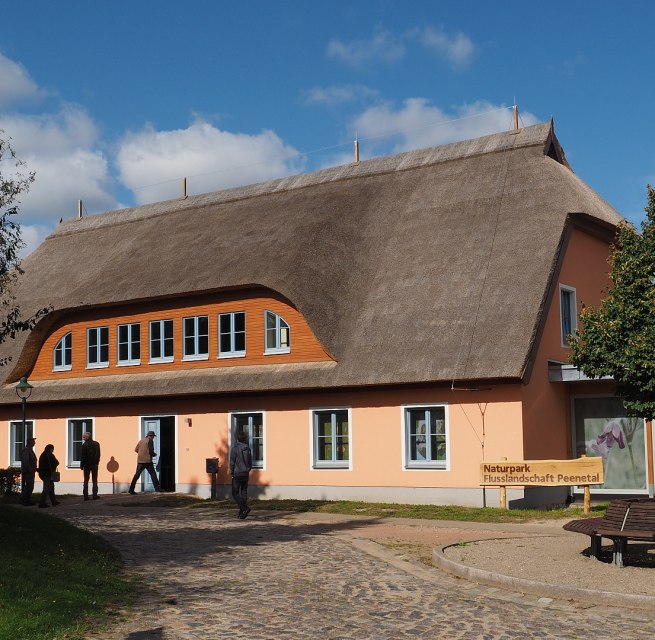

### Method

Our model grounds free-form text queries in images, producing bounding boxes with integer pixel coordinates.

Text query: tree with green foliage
[0,130,48,365]
[570,185,655,419]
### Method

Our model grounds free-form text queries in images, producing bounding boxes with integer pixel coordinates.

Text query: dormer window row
[52,310,291,372]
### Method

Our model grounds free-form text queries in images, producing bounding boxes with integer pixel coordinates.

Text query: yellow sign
[480,457,604,487]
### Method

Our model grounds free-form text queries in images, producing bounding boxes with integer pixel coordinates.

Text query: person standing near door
[20,437,37,506]
[128,430,161,494]
[230,431,252,519]
[80,432,101,500]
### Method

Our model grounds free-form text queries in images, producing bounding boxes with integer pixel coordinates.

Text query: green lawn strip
[0,504,137,640]
[103,492,607,522]
[186,496,607,522]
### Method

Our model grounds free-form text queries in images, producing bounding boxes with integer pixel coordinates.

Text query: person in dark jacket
[229,431,253,519]
[37,444,60,508]
[20,437,37,506]
[128,430,161,494]
[80,432,101,500]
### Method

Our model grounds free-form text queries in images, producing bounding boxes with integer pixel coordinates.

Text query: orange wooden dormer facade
[29,288,332,380]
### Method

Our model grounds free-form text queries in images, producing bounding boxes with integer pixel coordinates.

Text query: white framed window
[219,312,246,358]
[53,332,72,371]
[403,404,449,469]
[87,326,109,368]
[264,310,290,354]
[183,315,209,361]
[560,284,577,347]
[118,322,141,366]
[67,418,93,467]
[312,408,350,468]
[231,411,264,468]
[149,319,174,363]
[9,420,34,467]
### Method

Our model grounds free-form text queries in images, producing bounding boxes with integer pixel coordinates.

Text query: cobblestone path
[56,505,655,639]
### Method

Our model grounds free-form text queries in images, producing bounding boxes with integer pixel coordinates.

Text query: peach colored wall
[1,385,523,490]
[521,226,613,459]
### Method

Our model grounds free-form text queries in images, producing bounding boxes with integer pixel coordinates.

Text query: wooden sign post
[480,457,604,513]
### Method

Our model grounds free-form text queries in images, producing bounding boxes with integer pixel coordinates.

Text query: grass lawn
[121,493,606,522]
[0,502,137,640]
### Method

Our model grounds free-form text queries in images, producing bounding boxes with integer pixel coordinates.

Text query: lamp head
[15,376,33,400]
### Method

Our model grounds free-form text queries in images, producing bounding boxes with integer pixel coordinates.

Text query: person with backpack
[37,444,60,508]
[229,431,252,519]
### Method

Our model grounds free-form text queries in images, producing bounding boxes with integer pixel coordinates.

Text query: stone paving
[51,498,655,640]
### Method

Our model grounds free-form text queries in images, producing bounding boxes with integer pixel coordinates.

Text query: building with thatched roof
[1,121,650,505]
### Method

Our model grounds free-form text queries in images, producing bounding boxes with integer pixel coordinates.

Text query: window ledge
[313,464,350,470]
[86,363,109,370]
[219,352,246,359]
[53,366,72,372]
[264,348,291,356]
[117,361,141,367]
[405,464,447,470]
[149,358,174,365]
[182,354,209,362]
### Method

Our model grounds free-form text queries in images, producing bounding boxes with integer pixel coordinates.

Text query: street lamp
[15,376,33,442]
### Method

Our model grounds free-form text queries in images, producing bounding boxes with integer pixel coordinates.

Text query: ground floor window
[573,397,646,492]
[9,420,34,466]
[312,409,349,468]
[231,412,264,468]
[68,418,94,467]
[404,405,448,469]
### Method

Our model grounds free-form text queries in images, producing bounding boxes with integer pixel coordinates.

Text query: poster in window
[574,398,646,491]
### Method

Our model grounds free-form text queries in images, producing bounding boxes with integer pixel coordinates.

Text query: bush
[0,467,21,495]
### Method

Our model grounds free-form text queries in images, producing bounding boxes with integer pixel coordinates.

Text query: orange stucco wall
[29,289,331,381]
[521,225,613,459]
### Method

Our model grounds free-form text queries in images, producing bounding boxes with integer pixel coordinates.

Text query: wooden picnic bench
[563,498,655,566]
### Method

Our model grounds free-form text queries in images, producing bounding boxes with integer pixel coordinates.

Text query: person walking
[128,430,161,494]
[20,437,37,506]
[80,431,101,500]
[229,431,252,519]
[37,444,60,508]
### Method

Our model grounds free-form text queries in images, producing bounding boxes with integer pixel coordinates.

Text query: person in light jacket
[37,444,60,508]
[230,431,253,519]
[128,431,161,494]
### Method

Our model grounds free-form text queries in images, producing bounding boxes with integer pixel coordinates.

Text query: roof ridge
[49,122,554,239]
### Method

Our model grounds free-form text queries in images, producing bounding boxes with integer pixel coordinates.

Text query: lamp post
[15,376,33,442]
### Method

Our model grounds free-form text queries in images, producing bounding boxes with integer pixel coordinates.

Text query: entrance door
[140,416,176,492]
[141,418,160,492]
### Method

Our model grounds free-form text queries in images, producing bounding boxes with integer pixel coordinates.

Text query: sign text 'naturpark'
[480,457,604,487]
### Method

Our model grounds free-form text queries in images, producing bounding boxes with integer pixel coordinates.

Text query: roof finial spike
[182,177,188,199]
[512,101,519,132]
[353,132,360,165]
[77,199,83,220]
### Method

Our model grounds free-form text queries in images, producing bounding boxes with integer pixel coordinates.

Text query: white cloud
[0,106,117,223]
[302,85,379,107]
[352,99,539,154]
[326,30,405,67]
[411,26,475,69]
[0,53,45,107]
[116,120,305,204]
[19,223,52,258]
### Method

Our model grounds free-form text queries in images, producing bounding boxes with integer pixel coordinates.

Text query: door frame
[137,413,178,492]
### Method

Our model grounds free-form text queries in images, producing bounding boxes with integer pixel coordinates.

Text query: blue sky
[1,1,654,254]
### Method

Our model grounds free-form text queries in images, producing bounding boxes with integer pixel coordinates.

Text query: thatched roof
[0,122,624,404]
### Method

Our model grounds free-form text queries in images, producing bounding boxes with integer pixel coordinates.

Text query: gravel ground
[443,534,655,596]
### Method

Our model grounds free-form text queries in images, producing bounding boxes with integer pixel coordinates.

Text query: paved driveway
[53,500,655,640]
